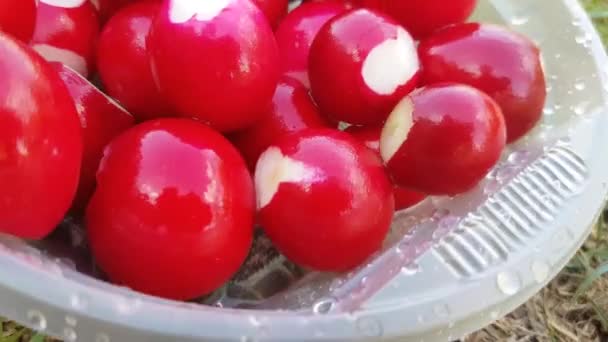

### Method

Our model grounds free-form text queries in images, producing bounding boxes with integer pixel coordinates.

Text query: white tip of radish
[362,28,419,96]
[255,147,321,209]
[380,97,414,162]
[40,0,87,8]
[32,44,88,77]
[169,0,232,24]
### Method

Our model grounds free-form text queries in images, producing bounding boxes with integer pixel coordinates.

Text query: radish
[255,128,394,271]
[380,84,506,195]
[419,23,546,143]
[148,0,280,132]
[309,8,419,125]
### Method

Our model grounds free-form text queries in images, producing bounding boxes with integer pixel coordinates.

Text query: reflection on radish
[381,84,506,195]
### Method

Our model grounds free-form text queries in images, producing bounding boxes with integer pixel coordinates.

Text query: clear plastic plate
[1,0,608,341]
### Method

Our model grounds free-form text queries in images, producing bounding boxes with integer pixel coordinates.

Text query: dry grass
[3,1,608,342]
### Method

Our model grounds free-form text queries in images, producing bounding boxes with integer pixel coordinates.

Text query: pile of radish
[0,0,546,301]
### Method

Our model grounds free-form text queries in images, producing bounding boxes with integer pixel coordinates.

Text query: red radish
[90,0,135,23]
[0,0,37,42]
[252,0,288,29]
[231,76,328,171]
[275,0,349,87]
[418,23,546,143]
[0,33,82,239]
[53,63,135,212]
[97,1,172,121]
[255,129,394,271]
[148,0,280,132]
[86,118,254,300]
[309,8,419,125]
[346,125,426,210]
[31,0,100,77]
[356,0,477,39]
[380,84,506,195]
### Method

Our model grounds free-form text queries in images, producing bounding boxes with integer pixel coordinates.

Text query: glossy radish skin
[90,0,135,23]
[0,0,37,42]
[32,0,100,77]
[0,33,83,239]
[275,1,349,87]
[356,0,477,39]
[253,0,288,29]
[148,0,280,132]
[255,129,394,271]
[346,125,426,210]
[380,84,506,195]
[309,9,420,125]
[231,77,328,171]
[419,23,546,143]
[97,1,172,121]
[53,63,135,212]
[86,119,254,300]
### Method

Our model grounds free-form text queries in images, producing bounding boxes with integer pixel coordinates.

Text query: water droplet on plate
[496,271,521,295]
[63,327,77,341]
[95,333,111,342]
[433,303,450,318]
[508,150,530,164]
[574,81,586,91]
[313,298,335,314]
[510,16,529,26]
[115,296,142,315]
[543,107,555,115]
[70,294,88,311]
[490,310,500,319]
[401,263,421,276]
[356,317,384,337]
[65,315,77,327]
[531,260,550,283]
[26,310,47,331]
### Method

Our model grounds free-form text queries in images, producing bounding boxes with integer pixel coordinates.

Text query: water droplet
[490,310,500,319]
[95,334,111,342]
[510,16,529,25]
[495,165,518,183]
[433,303,450,318]
[543,107,555,115]
[356,317,384,337]
[508,150,530,164]
[313,298,335,314]
[115,296,142,315]
[63,327,77,341]
[401,263,421,276]
[65,315,77,327]
[70,294,88,311]
[249,315,262,327]
[574,81,586,91]
[532,260,550,283]
[496,271,521,295]
[433,215,460,240]
[26,310,47,331]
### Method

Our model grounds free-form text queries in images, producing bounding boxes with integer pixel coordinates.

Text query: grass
[3,1,608,341]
